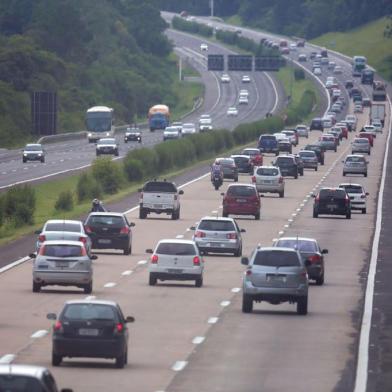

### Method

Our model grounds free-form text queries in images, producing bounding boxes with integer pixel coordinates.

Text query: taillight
[38,234,46,242]
[301,271,308,278]
[54,321,63,333]
[193,256,201,266]
[361,194,366,199]
[251,176,256,183]
[174,194,178,200]
[115,323,124,333]
[84,226,92,234]
[79,236,87,243]
[278,176,283,184]
[315,195,320,202]
[227,233,237,239]
[39,246,46,256]
[80,246,87,257]
[195,231,206,238]
[120,226,130,234]
[246,269,252,276]
[345,196,350,205]
[151,255,158,264]
[308,254,321,264]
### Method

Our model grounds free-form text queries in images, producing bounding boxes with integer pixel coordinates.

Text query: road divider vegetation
[172,16,213,37]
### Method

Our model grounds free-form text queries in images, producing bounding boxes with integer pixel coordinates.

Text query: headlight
[88,133,92,137]
[106,132,109,136]
[37,153,42,156]
[23,153,27,156]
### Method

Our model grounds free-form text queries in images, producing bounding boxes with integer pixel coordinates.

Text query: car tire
[315,273,324,286]
[362,208,367,214]
[242,294,253,313]
[139,208,147,219]
[346,212,351,219]
[368,151,371,155]
[41,158,45,163]
[255,212,260,220]
[234,246,242,257]
[315,166,318,171]
[294,174,298,179]
[124,139,128,143]
[321,160,325,166]
[279,191,284,198]
[234,177,238,182]
[195,276,203,288]
[342,172,346,176]
[149,274,157,286]
[222,211,229,218]
[32,281,41,293]
[214,184,219,190]
[115,352,126,369]
[297,296,308,315]
[115,150,119,157]
[22,158,26,163]
[52,353,62,367]
[96,152,100,157]
[123,245,131,255]
[334,148,337,152]
[364,172,368,177]
[313,210,318,218]
[300,170,304,176]
[83,281,93,294]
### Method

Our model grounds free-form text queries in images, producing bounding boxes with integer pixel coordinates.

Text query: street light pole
[210,0,214,17]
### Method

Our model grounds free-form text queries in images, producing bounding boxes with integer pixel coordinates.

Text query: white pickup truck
[138,180,183,220]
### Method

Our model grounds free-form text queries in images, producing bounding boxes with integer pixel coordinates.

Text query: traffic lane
[6,127,357,390]
[166,112,385,392]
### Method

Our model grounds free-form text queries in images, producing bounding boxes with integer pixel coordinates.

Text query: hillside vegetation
[312,17,392,81]
[0,0,179,147]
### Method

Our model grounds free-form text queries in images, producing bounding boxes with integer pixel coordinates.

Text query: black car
[345,80,354,89]
[230,155,253,174]
[47,300,135,368]
[304,144,325,165]
[312,187,351,219]
[310,118,324,132]
[273,156,298,179]
[124,127,142,143]
[278,140,292,154]
[84,212,135,255]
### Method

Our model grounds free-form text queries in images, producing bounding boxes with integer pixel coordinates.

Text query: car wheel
[255,212,260,220]
[234,177,238,182]
[315,166,318,171]
[321,160,325,166]
[41,158,45,163]
[300,170,304,176]
[22,158,26,163]
[368,151,371,155]
[124,349,128,365]
[83,281,93,294]
[124,139,128,143]
[362,208,367,214]
[279,191,284,198]
[342,172,346,176]
[52,352,62,367]
[222,211,229,218]
[334,148,337,152]
[315,273,324,286]
[123,245,131,255]
[346,212,351,219]
[234,246,242,257]
[214,184,219,190]
[115,150,119,157]
[242,294,253,313]
[149,274,157,286]
[297,296,308,315]
[364,172,368,177]
[32,281,41,293]
[195,276,203,288]
[275,152,279,156]
[294,174,298,179]
[96,152,100,157]
[139,208,147,219]
[115,352,126,369]
[313,210,318,218]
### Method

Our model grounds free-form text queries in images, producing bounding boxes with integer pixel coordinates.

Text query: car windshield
[339,185,363,194]
[275,240,317,253]
[198,220,235,232]
[276,157,294,166]
[88,215,124,227]
[319,189,346,199]
[256,167,279,176]
[45,223,80,232]
[25,145,42,151]
[156,243,196,255]
[143,182,177,192]
[227,186,256,197]
[41,244,83,257]
[253,250,300,267]
[97,139,115,145]
[0,375,45,392]
[63,304,117,321]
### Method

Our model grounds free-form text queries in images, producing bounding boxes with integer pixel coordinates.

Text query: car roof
[65,299,119,307]
[0,364,49,377]
[44,219,82,225]
[157,239,196,245]
[88,212,124,217]
[276,237,317,243]
[339,183,364,188]
[41,240,85,246]
[256,246,298,253]
[199,216,236,222]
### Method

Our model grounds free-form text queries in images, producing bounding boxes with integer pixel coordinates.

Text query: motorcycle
[211,173,223,190]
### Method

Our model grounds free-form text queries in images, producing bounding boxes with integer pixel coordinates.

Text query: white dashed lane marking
[103,282,117,288]
[208,317,219,324]
[220,300,231,307]
[0,354,16,364]
[31,330,48,339]
[121,270,133,276]
[231,287,241,293]
[192,336,205,345]
[172,361,188,371]
[137,260,147,265]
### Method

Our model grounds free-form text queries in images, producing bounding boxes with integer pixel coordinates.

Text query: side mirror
[240,229,246,233]
[47,313,57,320]
[125,316,135,323]
[29,253,36,258]
[130,222,136,227]
[34,230,41,235]
[179,190,184,195]
[366,192,369,196]
[145,249,153,254]
[321,249,328,254]
[220,192,225,196]
[190,226,196,231]
[241,257,249,265]
[91,255,98,260]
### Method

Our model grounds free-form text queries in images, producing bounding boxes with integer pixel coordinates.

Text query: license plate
[262,180,272,184]
[267,275,286,282]
[79,328,99,336]
[236,199,247,203]
[327,204,337,209]
[154,204,163,208]
[56,261,68,268]
[98,239,111,244]
[167,269,183,274]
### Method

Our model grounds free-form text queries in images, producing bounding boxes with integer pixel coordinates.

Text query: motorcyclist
[91,198,107,212]
[210,161,224,189]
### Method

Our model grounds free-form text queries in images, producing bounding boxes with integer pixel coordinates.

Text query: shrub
[77,173,102,202]
[91,157,124,194]
[123,158,144,182]
[294,69,305,80]
[3,185,36,226]
[55,190,74,211]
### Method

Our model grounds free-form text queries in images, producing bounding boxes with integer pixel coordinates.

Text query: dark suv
[258,134,279,155]
[310,118,324,132]
[84,212,135,255]
[312,187,351,219]
[304,144,325,165]
[273,156,298,179]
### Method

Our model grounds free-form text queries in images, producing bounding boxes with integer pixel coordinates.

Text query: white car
[333,65,343,74]
[281,130,297,145]
[362,125,377,137]
[327,61,336,70]
[239,95,249,105]
[199,114,212,132]
[313,67,322,76]
[200,43,208,51]
[345,114,358,129]
[147,239,204,287]
[163,126,181,141]
[242,75,251,83]
[372,119,383,132]
[221,74,231,83]
[182,123,197,136]
[332,88,341,98]
[339,183,368,214]
[298,53,307,62]
[289,43,297,51]
[227,107,238,116]
[252,165,285,198]
[239,89,249,97]
[354,104,363,113]
[273,132,290,142]
[296,124,309,138]
[321,117,333,129]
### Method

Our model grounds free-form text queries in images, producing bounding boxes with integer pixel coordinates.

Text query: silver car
[147,239,204,287]
[182,123,196,136]
[296,124,309,138]
[252,165,285,198]
[192,216,245,256]
[31,240,96,293]
[339,183,368,213]
[298,150,318,171]
[352,138,371,155]
[241,247,309,314]
[343,154,368,177]
[163,126,181,141]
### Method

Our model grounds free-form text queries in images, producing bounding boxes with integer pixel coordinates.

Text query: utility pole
[179,57,182,81]
[210,0,214,17]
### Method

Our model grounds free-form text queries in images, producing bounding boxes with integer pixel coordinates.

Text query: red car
[222,184,261,220]
[335,123,348,139]
[358,132,374,147]
[241,148,263,167]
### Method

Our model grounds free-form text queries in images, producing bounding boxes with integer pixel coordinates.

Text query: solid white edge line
[0,354,16,364]
[354,94,392,392]
[0,256,31,274]
[263,72,279,114]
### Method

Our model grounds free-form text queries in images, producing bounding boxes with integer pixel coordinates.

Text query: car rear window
[156,243,196,255]
[143,182,177,192]
[339,185,363,193]
[319,189,346,199]
[232,156,249,164]
[276,157,294,165]
[275,240,317,253]
[227,186,256,197]
[45,223,80,232]
[305,145,320,152]
[63,304,117,321]
[87,215,125,227]
[260,135,276,141]
[242,149,258,156]
[0,376,45,392]
[217,159,234,166]
[354,139,368,144]
[346,156,365,163]
[41,245,83,257]
[253,250,300,267]
[256,167,279,176]
[299,151,315,158]
[198,220,235,232]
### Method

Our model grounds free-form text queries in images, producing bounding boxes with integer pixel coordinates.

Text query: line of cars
[221,73,251,117]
